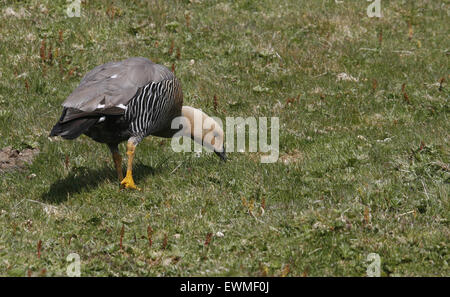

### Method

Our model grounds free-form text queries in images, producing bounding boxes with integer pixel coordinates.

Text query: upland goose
[50,57,226,189]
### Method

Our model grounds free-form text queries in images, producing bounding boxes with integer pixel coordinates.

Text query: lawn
[0,0,448,276]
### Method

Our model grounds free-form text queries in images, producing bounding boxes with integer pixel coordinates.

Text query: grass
[0,0,448,276]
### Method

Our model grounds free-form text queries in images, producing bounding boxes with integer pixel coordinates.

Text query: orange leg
[120,141,140,190]
[112,151,123,181]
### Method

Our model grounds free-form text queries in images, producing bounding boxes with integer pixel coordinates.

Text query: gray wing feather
[62,57,174,112]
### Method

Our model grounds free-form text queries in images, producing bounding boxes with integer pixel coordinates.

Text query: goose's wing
[62,57,174,113]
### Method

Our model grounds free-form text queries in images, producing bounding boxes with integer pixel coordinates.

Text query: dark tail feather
[50,117,98,140]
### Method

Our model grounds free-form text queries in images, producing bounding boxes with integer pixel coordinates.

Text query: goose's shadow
[41,163,156,204]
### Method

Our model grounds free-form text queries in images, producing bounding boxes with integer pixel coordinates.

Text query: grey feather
[62,57,174,112]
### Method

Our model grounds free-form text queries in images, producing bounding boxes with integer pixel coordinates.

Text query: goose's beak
[214,147,227,162]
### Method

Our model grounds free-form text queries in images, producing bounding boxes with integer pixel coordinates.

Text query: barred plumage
[125,78,182,139]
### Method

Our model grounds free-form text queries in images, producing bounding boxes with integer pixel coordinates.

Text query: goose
[50,57,226,190]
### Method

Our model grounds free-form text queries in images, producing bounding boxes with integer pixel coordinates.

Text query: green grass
[0,0,448,276]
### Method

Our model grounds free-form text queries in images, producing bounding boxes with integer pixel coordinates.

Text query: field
[0,0,448,276]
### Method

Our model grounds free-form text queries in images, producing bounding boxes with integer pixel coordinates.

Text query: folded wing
[62,57,174,112]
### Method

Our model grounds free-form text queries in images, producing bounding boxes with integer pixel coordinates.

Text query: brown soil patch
[0,146,40,173]
[279,149,304,165]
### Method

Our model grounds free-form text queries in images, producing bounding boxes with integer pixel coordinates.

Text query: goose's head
[180,106,226,161]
